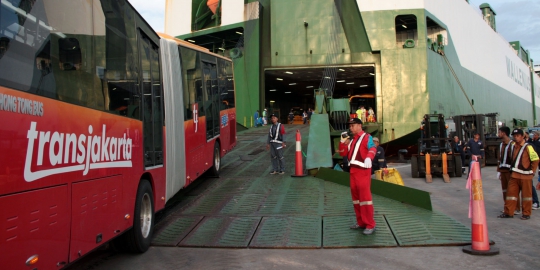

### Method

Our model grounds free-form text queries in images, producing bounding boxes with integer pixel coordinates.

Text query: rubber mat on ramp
[385,210,471,246]
[323,215,397,248]
[178,216,261,247]
[151,216,203,246]
[249,216,322,248]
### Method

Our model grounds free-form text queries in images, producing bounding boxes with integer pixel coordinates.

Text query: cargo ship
[164,0,540,148]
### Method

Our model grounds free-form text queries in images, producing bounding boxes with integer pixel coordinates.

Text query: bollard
[462,156,499,255]
[292,130,307,177]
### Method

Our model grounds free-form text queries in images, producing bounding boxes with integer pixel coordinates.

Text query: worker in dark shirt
[465,132,484,177]
[371,137,387,174]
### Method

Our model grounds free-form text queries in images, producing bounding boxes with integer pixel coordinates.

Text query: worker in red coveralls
[345,118,377,235]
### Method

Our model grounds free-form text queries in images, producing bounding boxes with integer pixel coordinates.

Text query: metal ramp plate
[249,216,322,248]
[323,215,398,248]
[151,216,203,246]
[179,216,261,247]
[385,210,471,246]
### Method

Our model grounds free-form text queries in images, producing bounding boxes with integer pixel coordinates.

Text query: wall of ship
[166,0,540,145]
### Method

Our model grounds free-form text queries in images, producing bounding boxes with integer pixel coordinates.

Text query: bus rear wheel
[209,142,221,177]
[125,180,154,253]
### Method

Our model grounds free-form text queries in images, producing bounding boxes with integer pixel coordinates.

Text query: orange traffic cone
[462,156,499,255]
[292,130,307,177]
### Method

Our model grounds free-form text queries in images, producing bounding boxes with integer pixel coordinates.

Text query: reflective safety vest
[269,123,283,143]
[348,133,368,167]
[512,143,535,174]
[499,141,515,169]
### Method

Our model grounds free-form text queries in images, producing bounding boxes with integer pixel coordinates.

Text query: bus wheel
[125,180,154,253]
[209,142,221,177]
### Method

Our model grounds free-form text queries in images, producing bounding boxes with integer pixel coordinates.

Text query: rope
[317,3,343,97]
[442,54,476,114]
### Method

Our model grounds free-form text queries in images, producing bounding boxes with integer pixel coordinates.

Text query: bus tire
[209,142,221,177]
[125,180,154,253]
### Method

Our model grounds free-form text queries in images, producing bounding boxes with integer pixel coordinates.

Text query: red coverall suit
[346,131,377,229]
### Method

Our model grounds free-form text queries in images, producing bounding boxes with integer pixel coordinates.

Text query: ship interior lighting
[264,66,375,103]
[270,100,275,103]
[369,73,374,75]
[187,39,195,43]
[236,31,243,35]
[402,25,407,28]
[218,48,225,51]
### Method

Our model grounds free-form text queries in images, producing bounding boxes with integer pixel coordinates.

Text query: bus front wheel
[125,180,154,253]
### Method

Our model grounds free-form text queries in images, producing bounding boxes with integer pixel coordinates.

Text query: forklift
[410,114,462,183]
[452,113,501,166]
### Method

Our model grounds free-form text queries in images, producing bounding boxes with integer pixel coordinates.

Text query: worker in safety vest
[498,129,539,220]
[346,118,377,235]
[496,126,520,214]
[266,114,286,174]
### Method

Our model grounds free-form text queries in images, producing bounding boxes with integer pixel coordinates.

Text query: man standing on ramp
[346,118,377,235]
[266,114,286,174]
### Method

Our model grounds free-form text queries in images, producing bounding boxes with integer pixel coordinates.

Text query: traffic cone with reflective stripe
[292,130,307,177]
[462,156,499,255]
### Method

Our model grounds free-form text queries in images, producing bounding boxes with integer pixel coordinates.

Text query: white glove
[497,172,500,179]
[364,158,372,168]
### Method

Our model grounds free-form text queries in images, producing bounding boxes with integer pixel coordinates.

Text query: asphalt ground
[68,124,540,270]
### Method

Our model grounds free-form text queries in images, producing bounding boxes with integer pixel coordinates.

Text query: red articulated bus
[0,0,236,269]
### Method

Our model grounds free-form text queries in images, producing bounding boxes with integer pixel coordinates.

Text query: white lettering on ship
[24,122,133,182]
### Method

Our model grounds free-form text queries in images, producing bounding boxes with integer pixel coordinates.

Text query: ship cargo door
[264,66,376,123]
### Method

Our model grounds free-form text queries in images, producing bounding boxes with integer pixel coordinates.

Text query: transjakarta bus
[0,0,236,268]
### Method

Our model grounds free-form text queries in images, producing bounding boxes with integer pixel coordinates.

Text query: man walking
[452,136,466,174]
[465,132,484,176]
[498,129,539,219]
[266,114,286,174]
[288,109,294,124]
[263,108,268,126]
[345,118,377,235]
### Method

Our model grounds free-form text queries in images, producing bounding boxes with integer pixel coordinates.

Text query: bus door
[139,34,164,167]
[202,60,220,140]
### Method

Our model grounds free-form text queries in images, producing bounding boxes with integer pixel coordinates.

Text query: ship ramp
[151,124,473,248]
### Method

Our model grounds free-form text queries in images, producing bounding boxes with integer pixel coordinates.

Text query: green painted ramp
[306,114,333,170]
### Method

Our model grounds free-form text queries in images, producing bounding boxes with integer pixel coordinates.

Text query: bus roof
[157,32,232,61]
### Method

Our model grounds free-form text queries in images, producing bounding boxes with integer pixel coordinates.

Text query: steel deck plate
[179,216,261,247]
[249,216,322,248]
[151,216,203,246]
[323,215,398,248]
